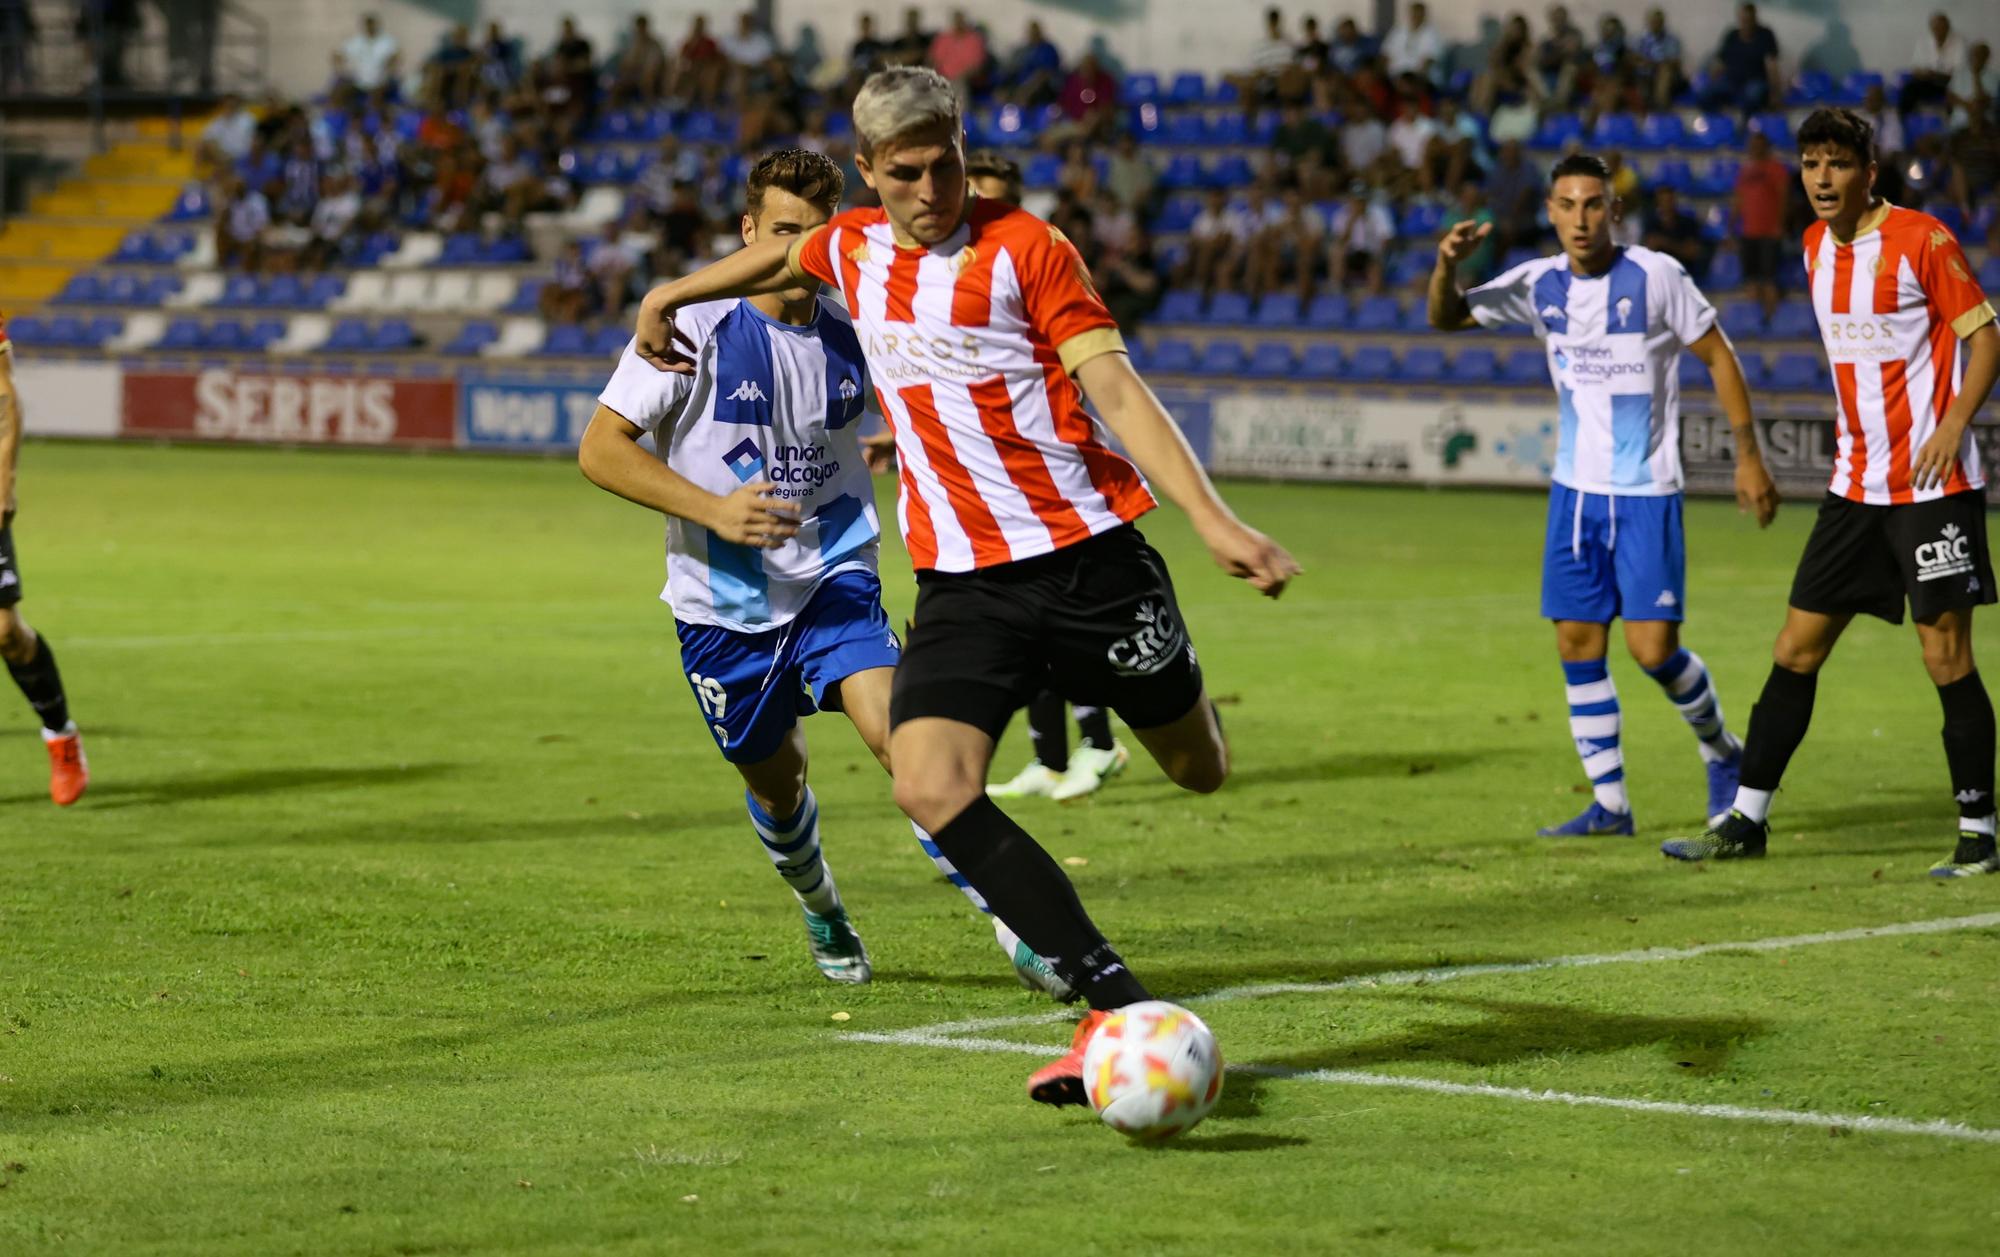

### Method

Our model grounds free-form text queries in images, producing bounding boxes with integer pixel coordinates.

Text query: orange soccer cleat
[1026,1008,1109,1107]
[44,727,87,806]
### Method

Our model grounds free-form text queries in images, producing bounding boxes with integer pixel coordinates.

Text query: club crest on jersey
[1868,255,1884,276]
[951,245,978,275]
[838,378,858,400]
[1947,254,1972,282]
[722,437,766,483]
[1613,296,1634,329]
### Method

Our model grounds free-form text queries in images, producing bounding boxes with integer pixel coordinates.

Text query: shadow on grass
[1222,749,1516,789]
[0,762,464,809]
[189,804,759,848]
[1142,1131,1310,1153]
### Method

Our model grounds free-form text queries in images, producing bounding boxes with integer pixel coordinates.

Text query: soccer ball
[1082,1000,1223,1140]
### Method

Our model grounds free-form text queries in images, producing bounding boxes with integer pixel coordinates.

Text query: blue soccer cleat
[1537,801,1636,837]
[1705,748,1743,826]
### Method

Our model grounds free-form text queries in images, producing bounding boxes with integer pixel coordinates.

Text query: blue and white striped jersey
[598,295,878,632]
[1467,245,1717,496]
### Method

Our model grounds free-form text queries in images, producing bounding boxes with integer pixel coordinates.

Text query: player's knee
[1771,634,1830,674]
[1166,747,1229,795]
[0,614,30,663]
[1921,640,1974,686]
[892,773,979,831]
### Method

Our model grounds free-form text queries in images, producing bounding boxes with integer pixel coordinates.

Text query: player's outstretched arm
[1913,323,2000,490]
[1075,352,1301,598]
[1687,326,1779,527]
[1426,220,1490,331]
[0,348,18,526]
[632,236,804,374]
[578,405,799,548]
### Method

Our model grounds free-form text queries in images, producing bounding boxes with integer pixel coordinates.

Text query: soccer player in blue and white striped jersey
[580,149,1066,995]
[1428,152,1782,836]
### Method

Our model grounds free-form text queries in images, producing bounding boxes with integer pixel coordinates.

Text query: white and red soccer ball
[1082,1000,1224,1140]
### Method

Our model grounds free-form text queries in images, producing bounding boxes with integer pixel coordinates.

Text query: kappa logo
[1915,522,1976,583]
[1576,739,1603,758]
[845,240,872,266]
[727,379,769,403]
[1539,304,1567,324]
[1655,590,1678,608]
[1931,229,1952,250]
[1957,788,1989,805]
[838,378,859,400]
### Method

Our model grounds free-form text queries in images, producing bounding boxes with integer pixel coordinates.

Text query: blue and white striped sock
[1563,659,1629,814]
[1644,648,1740,764]
[914,821,991,913]
[747,788,841,916]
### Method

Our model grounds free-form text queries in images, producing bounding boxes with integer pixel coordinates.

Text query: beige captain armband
[1950,301,1997,340]
[785,228,825,286]
[1056,327,1127,375]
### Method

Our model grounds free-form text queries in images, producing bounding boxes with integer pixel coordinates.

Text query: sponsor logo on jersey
[727,379,769,403]
[1915,522,1976,582]
[1107,600,1189,677]
[722,437,767,483]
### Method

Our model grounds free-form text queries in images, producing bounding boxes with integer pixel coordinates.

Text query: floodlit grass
[2,441,1995,1254]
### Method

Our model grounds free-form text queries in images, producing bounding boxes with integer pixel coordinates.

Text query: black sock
[929,796,1149,1010]
[1026,690,1068,772]
[1937,671,1996,828]
[6,633,69,733]
[1738,663,1817,793]
[1074,704,1114,751]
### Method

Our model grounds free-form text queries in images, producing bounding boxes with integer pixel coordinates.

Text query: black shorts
[1740,238,1781,284]
[0,525,19,609]
[1789,491,1998,624]
[889,525,1205,738]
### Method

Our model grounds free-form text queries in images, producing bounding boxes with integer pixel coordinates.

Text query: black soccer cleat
[1661,809,1770,862]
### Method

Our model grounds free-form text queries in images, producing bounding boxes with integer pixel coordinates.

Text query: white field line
[841,911,2000,1144]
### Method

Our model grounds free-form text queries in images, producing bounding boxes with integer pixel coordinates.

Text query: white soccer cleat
[1050,742,1130,801]
[987,761,1063,799]
[995,916,1076,1002]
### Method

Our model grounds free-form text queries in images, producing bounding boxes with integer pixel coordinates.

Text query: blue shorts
[675,568,901,764]
[1541,485,1686,624]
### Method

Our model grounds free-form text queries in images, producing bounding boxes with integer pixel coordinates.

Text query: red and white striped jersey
[1804,205,1997,504]
[788,199,1155,572]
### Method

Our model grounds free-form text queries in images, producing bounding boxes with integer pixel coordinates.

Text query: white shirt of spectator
[1387,113,1439,170]
[1251,36,1294,73]
[1382,20,1445,78]
[1913,30,1968,78]
[202,108,258,162]
[1329,201,1394,254]
[312,191,360,242]
[1949,58,1996,129]
[1340,117,1387,171]
[1191,205,1254,244]
[721,30,776,67]
[343,30,401,92]
[227,191,271,242]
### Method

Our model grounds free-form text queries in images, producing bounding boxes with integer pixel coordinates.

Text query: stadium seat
[481,236,532,264]
[1160,113,1207,145]
[1719,301,1765,339]
[322,319,372,352]
[109,231,155,264]
[4,317,48,346]
[1298,344,1344,379]
[1735,351,1770,389]
[1122,338,1151,371]
[439,233,484,265]
[1652,159,1695,194]
[1253,293,1301,328]
[1501,347,1547,384]
[1686,113,1739,150]
[203,319,250,351]
[594,325,632,356]
[1708,250,1743,291]
[540,324,592,356]
[1346,345,1397,381]
[1837,71,1883,105]
[1204,291,1251,325]
[1769,301,1818,339]
[1591,113,1640,148]
[1693,158,1740,197]
[1166,72,1206,106]
[53,274,102,305]
[1448,348,1499,383]
[1400,347,1448,381]
[1397,202,1445,238]
[1678,354,1713,391]
[443,321,500,356]
[158,317,206,350]
[1245,342,1295,378]
[1928,201,1964,236]
[1351,295,1402,331]
[1636,114,1685,151]
[1207,155,1252,187]
[1748,112,1792,146]
[1304,293,1350,330]
[1147,338,1197,373]
[101,273,146,305]
[1123,73,1160,104]
[1390,257,1436,298]
[1156,288,1203,324]
[1197,340,1248,375]
[84,317,123,346]
[1789,71,1836,105]
[218,274,263,308]
[1208,115,1248,146]
[1768,352,1827,392]
[161,184,211,221]
[370,320,416,351]
[503,278,546,315]
[1980,257,2000,295]
[105,313,166,352]
[1155,195,1201,232]
[1160,155,1204,190]
[1530,112,1582,148]
[249,318,288,350]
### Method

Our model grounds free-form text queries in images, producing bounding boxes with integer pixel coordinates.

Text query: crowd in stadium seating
[151,3,2000,349]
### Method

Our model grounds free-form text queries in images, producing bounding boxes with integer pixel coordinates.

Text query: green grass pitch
[2,440,1995,1255]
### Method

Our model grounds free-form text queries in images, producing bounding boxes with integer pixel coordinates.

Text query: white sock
[1732,787,1773,823]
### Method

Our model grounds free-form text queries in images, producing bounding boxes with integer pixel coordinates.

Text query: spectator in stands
[1905,13,1968,115]
[648,179,708,274]
[634,135,699,217]
[1635,8,1684,111]
[1050,52,1120,145]
[848,14,891,81]
[78,0,142,89]
[1949,41,1995,137]
[1327,189,1393,295]
[1449,180,1497,285]
[796,109,834,155]
[422,24,478,112]
[928,10,988,101]
[0,0,34,94]
[301,169,362,273]
[1434,97,1487,188]
[1274,102,1333,172]
[587,222,639,316]
[1486,139,1542,253]
[1181,187,1251,296]
[337,13,401,97]
[1092,188,1140,259]
[1591,14,1628,77]
[465,91,509,161]
[426,141,479,234]
[721,10,776,82]
[1327,17,1372,76]
[1094,226,1163,329]
[675,15,724,106]
[1382,2,1445,86]
[198,92,259,172]
[610,15,670,108]
[1536,6,1588,108]
[478,20,521,94]
[216,173,269,272]
[1234,8,1303,106]
[1338,103,1387,179]
[1249,186,1325,302]
[541,240,594,324]
[1642,185,1709,281]
[965,149,1023,204]
[1105,131,1156,210]
[276,137,319,226]
[1704,3,1781,115]
[1486,68,1540,144]
[891,7,933,67]
[1296,16,1331,74]
[998,19,1062,106]
[1861,82,1908,165]
[1386,99,1441,193]
[479,135,541,230]
[540,17,596,122]
[1733,130,1788,320]
[1057,141,1099,200]
[1474,13,1538,114]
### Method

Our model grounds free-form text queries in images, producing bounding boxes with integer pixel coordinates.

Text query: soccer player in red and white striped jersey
[1663,108,2000,875]
[632,67,1299,1106]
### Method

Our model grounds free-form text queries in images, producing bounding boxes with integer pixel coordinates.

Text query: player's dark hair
[1796,107,1875,163]
[745,148,845,218]
[964,148,1023,205]
[1548,153,1613,190]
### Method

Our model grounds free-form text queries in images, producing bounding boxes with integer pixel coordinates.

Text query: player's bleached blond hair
[851,66,962,160]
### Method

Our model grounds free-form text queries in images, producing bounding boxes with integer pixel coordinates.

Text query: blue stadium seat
[1500,247,1537,272]
[1351,295,1401,331]
[302,275,345,307]
[1210,79,1240,105]
[1530,112,1582,148]
[370,320,416,351]
[1719,301,1765,339]
[676,111,724,143]
[109,231,154,264]
[1204,291,1252,325]
[323,319,372,352]
[1708,250,1743,291]
[1928,202,1964,236]
[988,103,1034,142]
[1346,345,1397,381]
[1197,340,1248,375]
[1769,301,1818,339]
[1298,344,1344,379]
[218,274,262,307]
[1158,113,1204,145]
[540,324,591,356]
[1148,337,1197,373]
[158,317,205,350]
[1652,159,1695,194]
[1686,113,1739,151]
[1022,153,1062,189]
[1305,293,1350,329]
[1208,115,1248,146]
[1501,347,1547,384]
[1768,352,1827,392]
[1246,342,1295,378]
[594,325,631,356]
[1400,346,1447,381]
[249,319,287,349]
[443,321,500,356]
[504,279,545,314]
[53,274,102,305]
[85,317,123,346]
[1636,113,1685,151]
[1591,113,1640,148]
[1160,154,1205,190]
[1837,71,1883,105]
[1980,257,2000,294]
[1789,71,1835,105]
[1166,72,1207,106]
[1207,155,1252,187]
[1123,73,1160,104]
[42,316,86,347]
[1748,112,1792,146]
[1389,253,1434,293]
[1448,347,1499,382]
[1678,354,1713,391]
[162,185,211,221]
[439,233,484,265]
[1128,103,1164,144]
[4,317,48,346]
[1156,288,1203,323]
[1253,293,1301,328]
[1694,158,1739,197]
[102,273,146,304]
[262,274,306,307]
[1249,112,1279,145]
[203,319,249,351]
[1397,202,1444,237]
[1156,195,1202,232]
[1736,351,1769,389]
[482,236,532,264]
